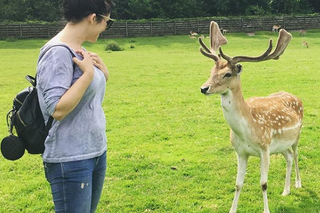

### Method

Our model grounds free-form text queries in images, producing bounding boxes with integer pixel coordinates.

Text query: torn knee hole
[81,182,89,189]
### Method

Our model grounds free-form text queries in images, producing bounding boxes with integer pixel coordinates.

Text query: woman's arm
[52,50,94,120]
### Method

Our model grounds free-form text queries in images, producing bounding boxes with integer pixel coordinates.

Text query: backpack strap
[45,116,54,133]
[38,43,76,64]
[25,75,36,87]
[36,44,77,84]
[36,44,76,130]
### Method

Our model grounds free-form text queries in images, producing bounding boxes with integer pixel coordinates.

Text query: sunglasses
[99,14,114,30]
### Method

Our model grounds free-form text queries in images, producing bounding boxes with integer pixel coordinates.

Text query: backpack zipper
[14,97,23,105]
[17,111,26,127]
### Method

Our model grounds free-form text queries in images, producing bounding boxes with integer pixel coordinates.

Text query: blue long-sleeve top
[37,43,107,163]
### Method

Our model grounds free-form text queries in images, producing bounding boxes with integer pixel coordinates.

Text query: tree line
[0,0,319,23]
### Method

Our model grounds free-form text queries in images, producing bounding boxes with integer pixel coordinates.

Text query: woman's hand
[88,52,109,81]
[73,50,94,75]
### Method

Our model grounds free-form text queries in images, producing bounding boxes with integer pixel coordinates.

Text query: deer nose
[201,87,209,94]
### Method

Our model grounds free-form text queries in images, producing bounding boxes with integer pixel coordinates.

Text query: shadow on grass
[275,188,320,213]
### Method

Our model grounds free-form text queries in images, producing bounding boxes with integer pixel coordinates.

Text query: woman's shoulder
[39,41,76,64]
[42,40,74,55]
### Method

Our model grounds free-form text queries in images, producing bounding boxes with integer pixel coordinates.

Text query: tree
[0,0,28,22]
[113,0,132,19]
[128,0,152,19]
[0,0,62,22]
[269,0,312,14]
[0,0,318,22]
[24,0,62,22]
[306,0,320,12]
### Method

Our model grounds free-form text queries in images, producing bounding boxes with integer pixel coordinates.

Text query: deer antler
[220,29,292,65]
[199,21,228,62]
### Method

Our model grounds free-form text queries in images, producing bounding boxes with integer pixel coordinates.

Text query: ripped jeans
[44,151,107,213]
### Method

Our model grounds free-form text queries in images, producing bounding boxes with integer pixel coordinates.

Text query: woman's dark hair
[62,0,115,23]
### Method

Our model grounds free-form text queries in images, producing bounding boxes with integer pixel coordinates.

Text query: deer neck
[220,81,251,138]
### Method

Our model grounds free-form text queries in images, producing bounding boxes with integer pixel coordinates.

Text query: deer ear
[235,64,243,75]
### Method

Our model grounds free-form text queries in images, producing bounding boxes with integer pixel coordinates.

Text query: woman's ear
[87,13,97,24]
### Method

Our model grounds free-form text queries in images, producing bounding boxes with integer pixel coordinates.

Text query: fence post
[19,24,22,37]
[126,21,128,37]
[162,21,164,35]
[151,21,153,36]
[197,20,199,34]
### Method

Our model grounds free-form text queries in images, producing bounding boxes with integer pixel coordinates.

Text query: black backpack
[1,76,54,161]
[1,44,74,161]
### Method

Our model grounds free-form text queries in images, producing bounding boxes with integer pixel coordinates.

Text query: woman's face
[87,14,110,42]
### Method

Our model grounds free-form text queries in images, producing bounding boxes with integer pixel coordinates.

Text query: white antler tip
[279,29,292,38]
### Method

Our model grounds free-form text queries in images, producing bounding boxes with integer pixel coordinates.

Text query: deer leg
[292,140,302,188]
[260,150,270,213]
[229,154,248,213]
[281,149,293,196]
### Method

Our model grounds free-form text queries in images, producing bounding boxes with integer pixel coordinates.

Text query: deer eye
[223,73,232,78]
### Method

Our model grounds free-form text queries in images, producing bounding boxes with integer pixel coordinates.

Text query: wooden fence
[1,15,320,39]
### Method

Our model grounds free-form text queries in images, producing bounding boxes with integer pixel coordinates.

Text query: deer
[272,25,281,32]
[299,29,307,36]
[246,32,256,36]
[190,31,198,36]
[220,27,228,34]
[301,41,309,48]
[199,21,303,213]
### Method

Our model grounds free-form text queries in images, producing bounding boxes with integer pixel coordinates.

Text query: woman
[36,0,115,212]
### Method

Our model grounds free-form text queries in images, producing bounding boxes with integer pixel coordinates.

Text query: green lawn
[0,30,319,212]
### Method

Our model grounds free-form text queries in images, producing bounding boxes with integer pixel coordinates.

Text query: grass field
[0,29,319,212]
